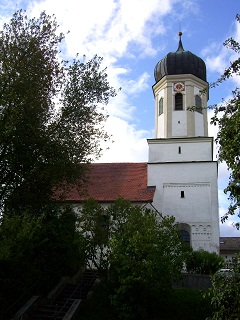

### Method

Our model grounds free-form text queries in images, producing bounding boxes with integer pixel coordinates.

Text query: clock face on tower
[173,82,185,92]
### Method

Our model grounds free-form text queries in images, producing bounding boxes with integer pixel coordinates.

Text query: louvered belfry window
[175,93,183,110]
[195,95,202,113]
[159,97,163,115]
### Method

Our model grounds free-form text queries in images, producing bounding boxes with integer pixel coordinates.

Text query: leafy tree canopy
[0,10,116,214]
[77,198,187,319]
[0,204,85,316]
[207,260,240,320]
[185,249,224,275]
[210,14,240,228]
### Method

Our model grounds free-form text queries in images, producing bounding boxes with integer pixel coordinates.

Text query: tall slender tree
[0,10,116,214]
[210,14,240,228]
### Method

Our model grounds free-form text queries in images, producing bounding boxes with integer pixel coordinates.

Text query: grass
[76,282,213,320]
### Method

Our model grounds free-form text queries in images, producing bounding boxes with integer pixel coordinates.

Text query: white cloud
[219,194,240,237]
[203,16,240,89]
[204,43,229,75]
[26,0,172,60]
[97,116,149,162]
[126,72,150,95]
[104,70,150,121]
[0,0,170,166]
[220,219,240,237]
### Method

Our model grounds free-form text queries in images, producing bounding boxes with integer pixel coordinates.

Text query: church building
[65,33,220,253]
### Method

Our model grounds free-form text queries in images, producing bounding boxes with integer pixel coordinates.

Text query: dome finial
[177,31,184,52]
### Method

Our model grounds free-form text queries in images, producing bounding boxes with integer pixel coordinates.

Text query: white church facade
[64,34,220,253]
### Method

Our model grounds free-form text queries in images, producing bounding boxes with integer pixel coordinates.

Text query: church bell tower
[147,33,219,253]
[153,32,208,139]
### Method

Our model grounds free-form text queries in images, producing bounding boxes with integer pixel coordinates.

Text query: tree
[185,249,224,275]
[76,198,110,276]
[0,10,116,214]
[210,14,240,227]
[207,260,240,320]
[77,198,187,319]
[0,204,85,317]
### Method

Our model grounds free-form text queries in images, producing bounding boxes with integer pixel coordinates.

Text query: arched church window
[195,95,202,113]
[175,93,183,110]
[180,230,190,245]
[159,97,163,115]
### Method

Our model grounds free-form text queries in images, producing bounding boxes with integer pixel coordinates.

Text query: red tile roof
[63,162,155,203]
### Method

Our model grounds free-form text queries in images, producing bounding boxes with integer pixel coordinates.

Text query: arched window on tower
[175,93,183,110]
[180,230,190,245]
[195,95,202,113]
[159,97,163,115]
[178,223,191,247]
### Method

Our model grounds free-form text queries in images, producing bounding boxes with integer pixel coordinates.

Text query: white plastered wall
[147,161,219,253]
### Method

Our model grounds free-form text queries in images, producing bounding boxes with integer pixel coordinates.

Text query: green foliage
[78,283,213,320]
[0,204,85,316]
[0,10,115,317]
[78,198,186,319]
[77,199,110,276]
[207,261,240,320]
[210,14,240,227]
[185,250,224,275]
[0,10,116,214]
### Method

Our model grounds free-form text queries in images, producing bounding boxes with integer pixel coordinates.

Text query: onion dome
[154,32,206,83]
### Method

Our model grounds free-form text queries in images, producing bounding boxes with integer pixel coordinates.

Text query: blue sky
[0,0,239,237]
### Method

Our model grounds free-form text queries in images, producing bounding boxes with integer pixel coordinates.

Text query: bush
[0,205,85,317]
[186,250,224,275]
[78,282,213,320]
[207,260,240,320]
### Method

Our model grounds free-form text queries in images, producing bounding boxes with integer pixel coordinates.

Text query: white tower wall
[153,74,208,139]
[148,161,219,252]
